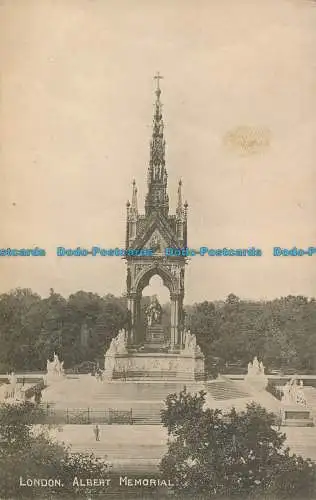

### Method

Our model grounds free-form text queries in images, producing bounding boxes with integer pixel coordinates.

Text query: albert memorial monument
[104,74,204,381]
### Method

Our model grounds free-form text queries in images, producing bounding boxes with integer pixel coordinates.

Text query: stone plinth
[244,374,268,392]
[45,373,66,385]
[109,352,205,381]
[281,405,314,427]
[145,325,165,345]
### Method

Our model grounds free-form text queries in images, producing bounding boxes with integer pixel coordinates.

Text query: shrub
[160,389,316,499]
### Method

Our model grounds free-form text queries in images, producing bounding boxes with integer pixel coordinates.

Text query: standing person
[277,409,282,431]
[34,388,40,404]
[93,424,100,441]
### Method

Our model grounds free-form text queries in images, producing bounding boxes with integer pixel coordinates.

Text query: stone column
[170,293,180,349]
[135,294,142,344]
[178,294,184,346]
[127,293,137,345]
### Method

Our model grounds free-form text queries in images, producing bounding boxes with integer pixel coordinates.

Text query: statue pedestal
[244,374,268,392]
[281,405,313,427]
[144,325,165,350]
[46,373,65,385]
[106,351,205,381]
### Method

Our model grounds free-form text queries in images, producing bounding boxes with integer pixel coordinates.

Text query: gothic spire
[151,73,165,169]
[176,179,183,219]
[131,179,138,217]
[145,73,169,217]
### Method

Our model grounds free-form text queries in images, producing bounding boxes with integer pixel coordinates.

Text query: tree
[225,293,240,305]
[0,401,111,499]
[1,289,315,373]
[189,301,218,343]
[188,295,316,373]
[0,288,129,372]
[0,288,43,371]
[160,389,316,499]
[188,301,220,375]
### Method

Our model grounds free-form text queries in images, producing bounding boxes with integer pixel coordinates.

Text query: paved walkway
[50,424,167,471]
[48,423,316,472]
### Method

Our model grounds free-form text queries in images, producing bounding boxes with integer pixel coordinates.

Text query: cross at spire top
[154,71,163,90]
[154,72,163,99]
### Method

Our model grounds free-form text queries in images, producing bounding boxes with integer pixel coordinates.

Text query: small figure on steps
[93,424,100,442]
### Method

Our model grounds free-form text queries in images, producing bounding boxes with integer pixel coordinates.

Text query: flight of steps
[93,381,201,402]
[93,382,203,424]
[43,378,254,425]
[283,418,313,427]
[285,427,316,461]
[131,405,162,425]
[43,381,206,425]
[304,386,316,419]
[205,379,250,400]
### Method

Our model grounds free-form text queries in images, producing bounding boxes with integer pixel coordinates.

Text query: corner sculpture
[281,378,307,407]
[46,353,65,383]
[0,371,26,403]
[245,356,268,391]
[182,329,201,355]
[103,330,128,380]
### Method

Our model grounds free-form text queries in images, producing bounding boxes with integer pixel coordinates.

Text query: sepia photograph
[1,0,316,498]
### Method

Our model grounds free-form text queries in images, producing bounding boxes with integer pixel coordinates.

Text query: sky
[1,0,316,303]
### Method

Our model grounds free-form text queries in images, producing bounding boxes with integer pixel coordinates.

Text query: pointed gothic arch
[135,264,177,297]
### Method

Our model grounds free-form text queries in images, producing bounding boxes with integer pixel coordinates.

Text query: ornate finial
[154,72,163,97]
[131,180,138,216]
[176,179,183,218]
[184,200,188,218]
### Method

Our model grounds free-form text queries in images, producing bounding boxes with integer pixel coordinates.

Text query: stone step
[205,380,250,400]
[87,380,250,403]
[304,387,316,408]
[92,382,198,400]
[284,427,316,460]
[283,419,314,427]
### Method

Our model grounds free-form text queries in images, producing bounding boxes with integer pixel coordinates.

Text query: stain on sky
[223,126,271,156]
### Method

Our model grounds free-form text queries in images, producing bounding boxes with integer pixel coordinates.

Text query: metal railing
[38,404,133,425]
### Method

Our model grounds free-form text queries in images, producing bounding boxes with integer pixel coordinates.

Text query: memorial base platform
[110,351,205,381]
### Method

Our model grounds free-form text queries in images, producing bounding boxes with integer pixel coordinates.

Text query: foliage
[0,288,129,371]
[160,389,316,499]
[0,288,315,372]
[187,295,316,373]
[0,401,112,499]
[187,301,220,377]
